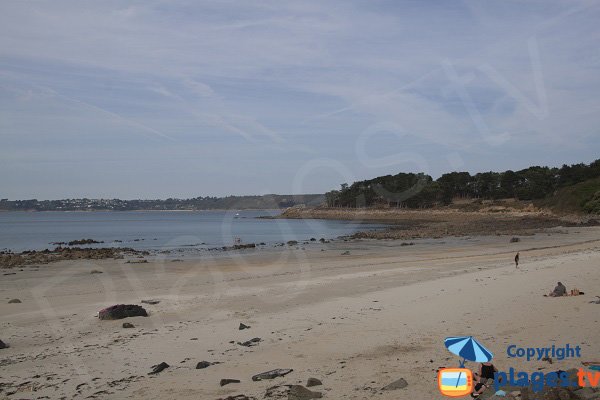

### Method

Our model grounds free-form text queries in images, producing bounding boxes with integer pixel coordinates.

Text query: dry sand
[1,226,599,399]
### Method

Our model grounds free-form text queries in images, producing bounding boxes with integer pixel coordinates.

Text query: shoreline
[1,226,599,399]
[2,207,597,267]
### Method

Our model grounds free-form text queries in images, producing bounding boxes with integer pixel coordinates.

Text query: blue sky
[1,0,599,199]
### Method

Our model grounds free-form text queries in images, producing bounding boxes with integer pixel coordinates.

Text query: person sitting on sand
[474,361,498,382]
[549,282,567,297]
[471,377,491,398]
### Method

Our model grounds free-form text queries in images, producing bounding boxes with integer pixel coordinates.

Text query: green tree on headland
[325,159,600,212]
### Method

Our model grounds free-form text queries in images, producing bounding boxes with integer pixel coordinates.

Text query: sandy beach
[1,226,599,399]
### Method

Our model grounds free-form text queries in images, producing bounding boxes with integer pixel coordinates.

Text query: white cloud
[0,0,599,197]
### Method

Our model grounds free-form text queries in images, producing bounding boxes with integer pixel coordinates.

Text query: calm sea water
[0,210,382,252]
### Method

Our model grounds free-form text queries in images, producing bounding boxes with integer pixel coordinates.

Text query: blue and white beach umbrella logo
[438,336,494,397]
[445,336,494,366]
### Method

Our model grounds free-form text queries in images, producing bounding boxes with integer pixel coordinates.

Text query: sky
[1,0,599,199]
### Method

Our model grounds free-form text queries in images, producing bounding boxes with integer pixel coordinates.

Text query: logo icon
[438,368,473,397]
[439,336,494,397]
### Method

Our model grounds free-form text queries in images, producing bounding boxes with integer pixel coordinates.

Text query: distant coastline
[0,208,283,213]
[0,194,324,212]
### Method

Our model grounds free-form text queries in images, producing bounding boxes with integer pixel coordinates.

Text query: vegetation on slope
[536,177,600,214]
[325,159,600,213]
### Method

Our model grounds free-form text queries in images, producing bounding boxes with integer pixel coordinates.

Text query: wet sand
[277,207,598,240]
[1,226,599,399]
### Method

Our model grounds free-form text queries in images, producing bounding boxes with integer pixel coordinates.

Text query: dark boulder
[8,298,21,304]
[0,339,7,349]
[382,378,408,390]
[306,378,322,387]
[288,385,322,399]
[239,323,251,330]
[264,385,321,400]
[122,322,135,328]
[252,368,293,381]
[220,379,240,386]
[238,337,261,347]
[196,361,212,369]
[99,304,148,320]
[148,362,169,375]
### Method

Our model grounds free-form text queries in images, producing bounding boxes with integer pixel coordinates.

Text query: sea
[0,210,383,252]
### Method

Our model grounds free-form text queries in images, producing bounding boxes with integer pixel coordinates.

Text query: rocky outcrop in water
[68,238,104,246]
[0,247,141,269]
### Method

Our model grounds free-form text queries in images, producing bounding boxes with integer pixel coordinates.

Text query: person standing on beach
[514,252,519,268]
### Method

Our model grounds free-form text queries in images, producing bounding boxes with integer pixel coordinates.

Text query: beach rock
[90,270,103,274]
[264,385,321,400]
[216,395,256,400]
[381,378,408,390]
[196,361,212,369]
[122,322,135,328]
[141,299,160,305]
[510,237,521,243]
[487,396,515,400]
[68,238,103,246]
[8,298,21,303]
[99,304,148,320]
[238,337,261,347]
[573,387,598,399]
[341,251,350,255]
[234,243,256,250]
[252,368,293,381]
[148,362,169,375]
[239,323,251,330]
[220,378,240,386]
[1,247,139,269]
[0,340,7,349]
[522,386,585,400]
[221,243,257,251]
[287,240,298,246]
[306,378,322,387]
[310,238,316,241]
[264,385,289,398]
[288,385,322,399]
